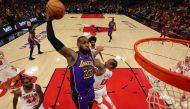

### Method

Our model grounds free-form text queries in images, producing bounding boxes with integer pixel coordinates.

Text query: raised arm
[94,58,105,76]
[47,21,77,66]
[99,52,104,62]
[94,58,105,70]
[13,89,21,109]
[91,46,104,59]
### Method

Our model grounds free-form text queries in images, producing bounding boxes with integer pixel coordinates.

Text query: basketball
[46,0,65,20]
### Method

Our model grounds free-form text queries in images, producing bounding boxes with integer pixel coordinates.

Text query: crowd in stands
[0,0,45,28]
[127,0,190,39]
[64,0,127,14]
[0,0,189,39]
[64,0,190,38]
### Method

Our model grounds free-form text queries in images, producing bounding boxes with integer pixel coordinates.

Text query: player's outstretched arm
[94,59,105,70]
[92,46,104,59]
[94,59,105,76]
[13,89,21,109]
[99,52,104,62]
[47,21,77,66]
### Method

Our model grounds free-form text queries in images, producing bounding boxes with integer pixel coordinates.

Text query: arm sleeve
[47,21,65,51]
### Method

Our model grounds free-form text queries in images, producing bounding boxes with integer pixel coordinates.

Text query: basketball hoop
[134,38,190,109]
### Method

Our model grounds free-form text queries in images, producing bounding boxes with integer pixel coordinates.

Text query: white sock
[104,95,116,109]
[98,103,108,109]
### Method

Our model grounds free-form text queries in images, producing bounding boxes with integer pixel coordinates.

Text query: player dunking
[46,20,103,109]
[89,36,104,62]
[13,76,44,109]
[108,18,116,42]
[94,58,118,109]
[28,25,43,60]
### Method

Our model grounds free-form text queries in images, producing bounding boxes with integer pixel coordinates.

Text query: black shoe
[29,57,35,60]
[38,51,43,54]
[109,40,111,42]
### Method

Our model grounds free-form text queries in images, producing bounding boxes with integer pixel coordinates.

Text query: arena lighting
[121,57,126,61]
[26,66,39,75]
[115,55,127,61]
[56,57,66,62]
[115,55,122,60]
[56,58,61,62]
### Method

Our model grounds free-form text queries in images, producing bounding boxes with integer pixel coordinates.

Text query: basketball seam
[46,2,64,19]
[47,3,64,11]
[46,4,55,18]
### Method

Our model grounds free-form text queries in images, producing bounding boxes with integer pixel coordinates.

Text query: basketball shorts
[72,90,95,109]
[95,86,107,103]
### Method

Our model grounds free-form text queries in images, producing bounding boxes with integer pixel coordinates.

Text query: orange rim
[134,38,190,92]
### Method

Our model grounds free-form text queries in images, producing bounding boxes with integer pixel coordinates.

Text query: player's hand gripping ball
[46,0,65,20]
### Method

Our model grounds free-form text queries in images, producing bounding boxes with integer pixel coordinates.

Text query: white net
[144,69,190,109]
[136,38,190,109]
